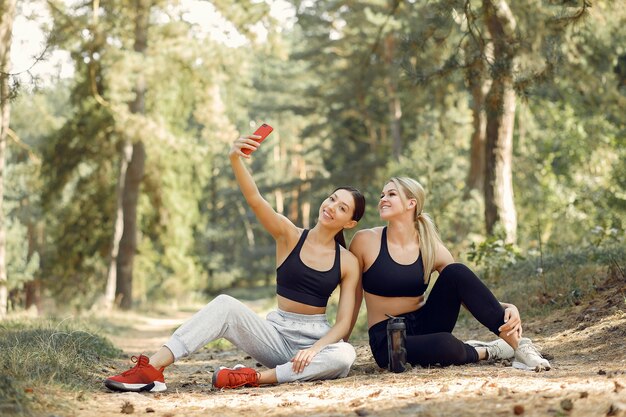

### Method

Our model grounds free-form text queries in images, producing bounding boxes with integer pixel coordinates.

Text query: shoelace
[120,355,147,376]
[490,344,506,359]
[518,343,544,361]
[225,370,259,388]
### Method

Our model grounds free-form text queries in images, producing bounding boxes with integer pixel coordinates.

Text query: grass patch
[479,244,625,317]
[203,338,235,350]
[0,318,121,416]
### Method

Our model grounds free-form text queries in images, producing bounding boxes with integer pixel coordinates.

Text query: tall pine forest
[0,0,624,314]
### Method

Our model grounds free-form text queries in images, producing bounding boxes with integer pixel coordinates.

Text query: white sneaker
[512,339,551,371]
[467,339,515,361]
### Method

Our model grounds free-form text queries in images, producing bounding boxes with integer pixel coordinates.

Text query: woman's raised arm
[229,134,295,240]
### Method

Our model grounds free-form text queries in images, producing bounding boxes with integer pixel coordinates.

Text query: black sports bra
[362,227,427,297]
[276,230,341,307]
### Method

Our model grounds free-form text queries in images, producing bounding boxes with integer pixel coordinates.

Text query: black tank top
[276,230,341,307]
[362,227,427,297]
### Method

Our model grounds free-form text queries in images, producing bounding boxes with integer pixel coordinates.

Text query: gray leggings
[164,294,356,383]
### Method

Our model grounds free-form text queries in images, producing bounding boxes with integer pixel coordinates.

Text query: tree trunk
[483,0,518,243]
[289,152,303,226]
[383,34,402,160]
[237,201,255,247]
[25,221,43,313]
[355,89,378,152]
[465,56,491,193]
[298,155,310,229]
[116,141,145,310]
[0,0,17,319]
[273,134,285,214]
[104,141,133,309]
[207,162,217,286]
[116,0,149,310]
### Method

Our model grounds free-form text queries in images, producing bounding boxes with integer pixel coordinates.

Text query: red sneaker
[212,366,260,389]
[104,355,166,392]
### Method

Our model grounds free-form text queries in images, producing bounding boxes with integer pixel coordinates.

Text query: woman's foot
[512,339,551,371]
[467,339,515,361]
[212,365,260,389]
[104,355,167,392]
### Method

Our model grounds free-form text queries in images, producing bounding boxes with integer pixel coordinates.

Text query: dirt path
[75,290,626,417]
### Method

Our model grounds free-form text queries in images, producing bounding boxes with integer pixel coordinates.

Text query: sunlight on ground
[543,310,626,361]
[82,370,625,417]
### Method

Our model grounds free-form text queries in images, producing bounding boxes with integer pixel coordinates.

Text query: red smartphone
[242,123,273,155]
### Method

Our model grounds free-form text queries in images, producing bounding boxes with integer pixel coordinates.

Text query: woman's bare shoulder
[352,226,384,240]
[339,245,359,264]
[349,227,383,255]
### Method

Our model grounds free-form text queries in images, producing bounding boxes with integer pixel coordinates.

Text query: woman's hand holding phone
[242,123,273,155]
[230,123,274,159]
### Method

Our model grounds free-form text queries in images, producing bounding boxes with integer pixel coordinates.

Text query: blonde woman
[349,177,550,371]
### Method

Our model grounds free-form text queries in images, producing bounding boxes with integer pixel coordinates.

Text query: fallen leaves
[120,401,134,414]
[560,398,574,411]
[349,399,363,408]
[367,389,381,398]
[55,294,626,417]
[607,402,626,417]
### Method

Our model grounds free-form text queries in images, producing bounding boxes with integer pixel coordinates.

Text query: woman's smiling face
[318,189,356,227]
[378,182,405,219]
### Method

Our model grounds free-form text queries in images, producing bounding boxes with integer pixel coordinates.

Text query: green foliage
[4,86,62,300]
[3,151,40,295]
[4,0,625,311]
[467,235,524,282]
[4,218,39,292]
[30,0,266,306]
[513,1,626,251]
[379,110,482,250]
[490,242,626,316]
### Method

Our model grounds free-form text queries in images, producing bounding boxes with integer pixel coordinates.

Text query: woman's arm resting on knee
[290,251,360,373]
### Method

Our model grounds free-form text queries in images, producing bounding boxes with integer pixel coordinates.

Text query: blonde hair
[389,177,443,282]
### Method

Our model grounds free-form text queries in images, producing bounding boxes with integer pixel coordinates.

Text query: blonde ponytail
[390,177,443,282]
[415,212,442,282]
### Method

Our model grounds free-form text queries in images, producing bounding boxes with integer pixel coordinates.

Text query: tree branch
[6,128,41,164]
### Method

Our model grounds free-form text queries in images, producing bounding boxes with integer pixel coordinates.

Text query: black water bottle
[386,314,407,373]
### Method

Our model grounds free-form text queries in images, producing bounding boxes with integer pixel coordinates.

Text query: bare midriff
[364,292,425,328]
[277,294,327,315]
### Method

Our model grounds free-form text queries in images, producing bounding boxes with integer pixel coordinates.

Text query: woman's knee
[439,263,476,283]
[195,294,243,324]
[208,294,240,313]
[327,342,356,376]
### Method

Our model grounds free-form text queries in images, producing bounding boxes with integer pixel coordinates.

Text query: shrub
[0,319,121,415]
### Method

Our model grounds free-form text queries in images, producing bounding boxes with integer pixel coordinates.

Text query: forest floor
[61,277,626,417]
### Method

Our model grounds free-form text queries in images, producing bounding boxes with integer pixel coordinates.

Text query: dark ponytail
[334,231,347,248]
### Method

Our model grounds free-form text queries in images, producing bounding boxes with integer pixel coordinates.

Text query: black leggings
[368,263,505,368]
